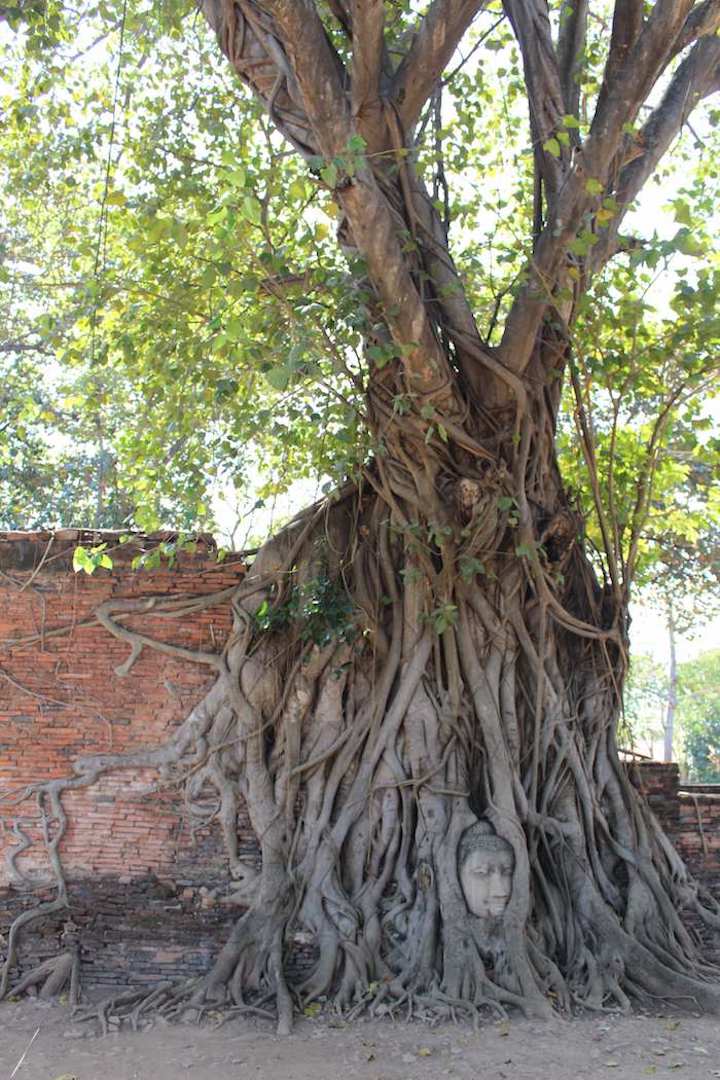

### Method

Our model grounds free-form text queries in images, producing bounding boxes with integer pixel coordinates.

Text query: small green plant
[497,495,519,526]
[309,134,367,190]
[255,575,357,646]
[72,543,113,574]
[458,555,486,581]
[426,602,458,635]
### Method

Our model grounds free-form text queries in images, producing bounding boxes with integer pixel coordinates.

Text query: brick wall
[634,762,720,883]
[0,530,251,988]
[634,762,720,959]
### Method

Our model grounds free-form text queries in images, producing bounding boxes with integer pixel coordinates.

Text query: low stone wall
[634,762,720,961]
[635,763,720,884]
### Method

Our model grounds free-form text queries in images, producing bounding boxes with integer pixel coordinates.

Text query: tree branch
[260,0,351,157]
[598,0,644,101]
[672,0,720,57]
[200,0,316,155]
[326,0,352,37]
[497,0,711,374]
[503,0,566,195]
[556,0,588,117]
[392,0,486,131]
[586,0,694,178]
[590,34,720,271]
[351,0,386,151]
[199,1,350,159]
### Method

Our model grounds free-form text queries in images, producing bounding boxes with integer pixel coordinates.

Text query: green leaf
[320,162,338,188]
[288,177,307,201]
[265,365,291,390]
[585,178,603,195]
[72,546,91,573]
[346,134,367,155]
[227,166,246,187]
[543,137,561,158]
[561,114,581,129]
[674,229,705,257]
[672,200,693,226]
[515,543,534,559]
[431,603,458,635]
[241,195,262,224]
[458,556,485,580]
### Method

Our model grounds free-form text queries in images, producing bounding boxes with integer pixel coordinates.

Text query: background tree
[558,255,720,762]
[679,650,720,782]
[622,653,669,758]
[2,0,720,1032]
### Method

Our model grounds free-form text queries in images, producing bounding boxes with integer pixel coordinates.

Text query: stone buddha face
[458,821,514,919]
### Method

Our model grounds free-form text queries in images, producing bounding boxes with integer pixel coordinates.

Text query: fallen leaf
[418,1047,432,1057]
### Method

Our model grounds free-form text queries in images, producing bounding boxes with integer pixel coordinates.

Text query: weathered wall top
[0,529,237,573]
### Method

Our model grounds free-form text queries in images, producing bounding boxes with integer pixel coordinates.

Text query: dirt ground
[2,998,720,1080]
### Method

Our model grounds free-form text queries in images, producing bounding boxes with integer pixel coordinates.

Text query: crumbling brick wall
[0,530,252,988]
[635,762,720,884]
[635,761,720,960]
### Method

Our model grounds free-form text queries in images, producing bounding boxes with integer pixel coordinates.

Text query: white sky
[630,604,720,664]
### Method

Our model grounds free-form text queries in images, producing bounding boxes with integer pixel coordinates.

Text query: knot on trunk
[540,509,579,563]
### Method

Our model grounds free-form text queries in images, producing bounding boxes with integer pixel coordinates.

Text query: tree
[557,259,720,762]
[678,650,720,782]
[2,0,720,1032]
[622,652,669,758]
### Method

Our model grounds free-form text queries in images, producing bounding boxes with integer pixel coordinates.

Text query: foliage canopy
[1,0,718,580]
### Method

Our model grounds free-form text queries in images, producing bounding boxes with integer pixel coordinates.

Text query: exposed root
[3,448,720,1034]
[6,950,79,1004]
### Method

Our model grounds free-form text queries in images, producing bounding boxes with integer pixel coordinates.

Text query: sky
[630,604,720,665]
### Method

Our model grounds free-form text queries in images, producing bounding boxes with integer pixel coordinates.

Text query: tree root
[3,476,720,1034]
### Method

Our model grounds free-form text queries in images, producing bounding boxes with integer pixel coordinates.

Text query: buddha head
[458,820,514,919]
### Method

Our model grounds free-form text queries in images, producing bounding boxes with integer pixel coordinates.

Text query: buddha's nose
[489,870,509,895]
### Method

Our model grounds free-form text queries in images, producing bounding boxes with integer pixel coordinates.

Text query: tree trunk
[136,392,717,1031]
[5,286,720,1037]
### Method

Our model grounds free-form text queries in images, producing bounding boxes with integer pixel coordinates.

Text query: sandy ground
[2,998,720,1080]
